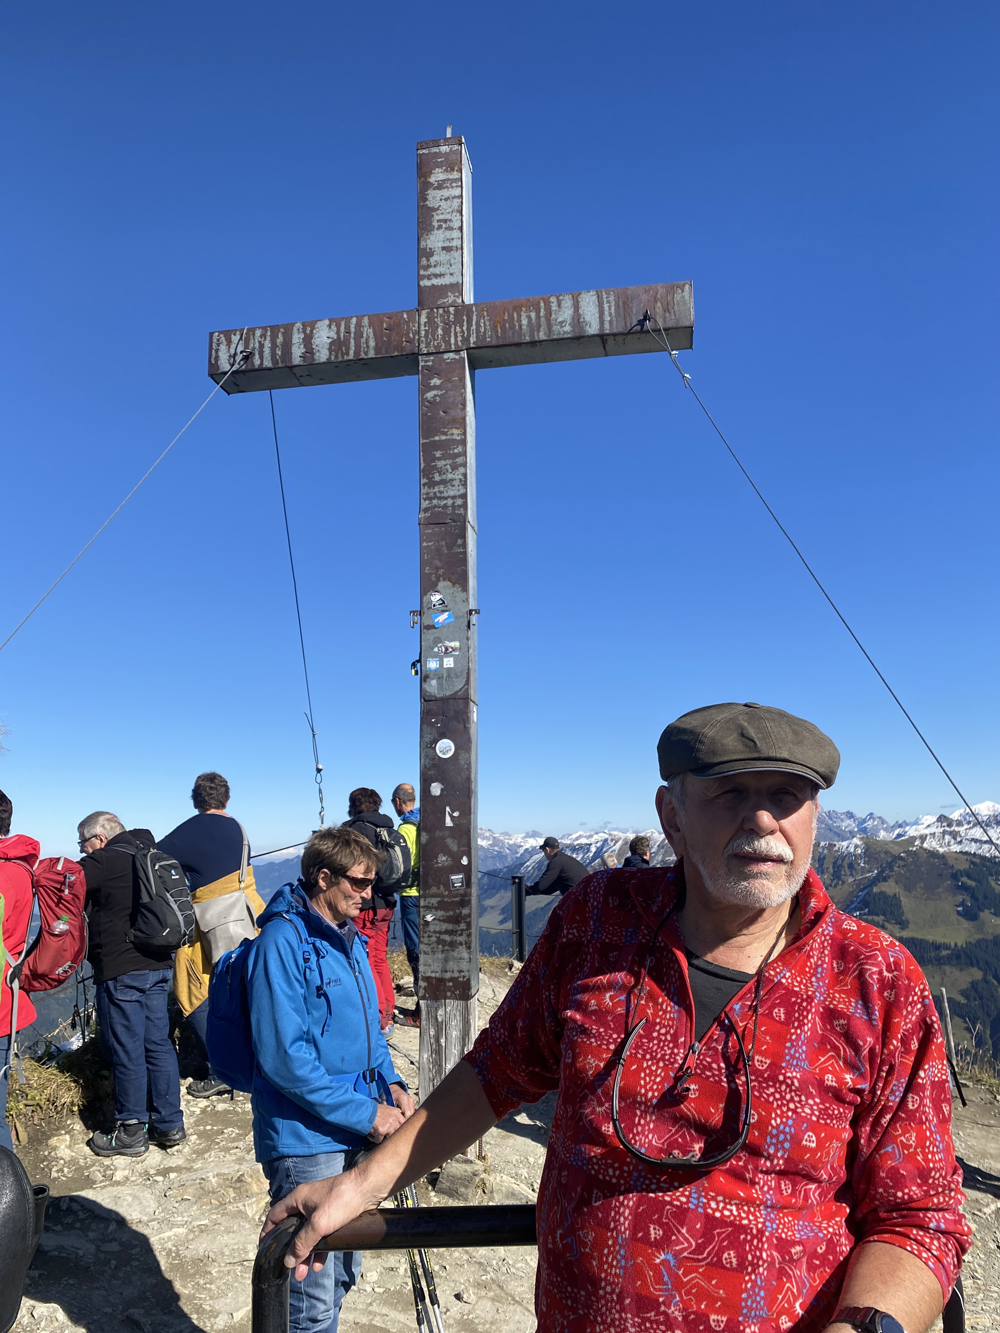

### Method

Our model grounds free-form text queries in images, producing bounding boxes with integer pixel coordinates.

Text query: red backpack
[6,856,88,1050]
[19,856,88,993]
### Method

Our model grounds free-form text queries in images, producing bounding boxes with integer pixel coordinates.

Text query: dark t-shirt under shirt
[686,950,754,1043]
[158,813,248,892]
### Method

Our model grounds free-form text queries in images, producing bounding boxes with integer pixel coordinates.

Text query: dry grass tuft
[5,1036,114,1144]
[386,947,411,984]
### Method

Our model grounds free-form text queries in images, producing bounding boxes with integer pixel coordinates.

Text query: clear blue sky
[1,1,997,857]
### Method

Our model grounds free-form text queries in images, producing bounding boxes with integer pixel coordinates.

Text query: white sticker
[460,855,468,865]
[436,739,455,759]
[445,806,459,826]
[443,657,454,668]
[430,782,443,796]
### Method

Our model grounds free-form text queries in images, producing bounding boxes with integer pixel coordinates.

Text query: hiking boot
[150,1125,187,1147]
[88,1122,149,1157]
[187,1076,232,1099]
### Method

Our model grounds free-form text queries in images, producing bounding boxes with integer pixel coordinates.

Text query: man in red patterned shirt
[267,703,969,1333]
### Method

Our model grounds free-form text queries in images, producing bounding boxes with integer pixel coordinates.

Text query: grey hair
[392,783,416,804]
[78,811,125,840]
[665,773,686,807]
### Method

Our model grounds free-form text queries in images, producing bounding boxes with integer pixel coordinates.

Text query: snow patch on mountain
[817,801,1000,858]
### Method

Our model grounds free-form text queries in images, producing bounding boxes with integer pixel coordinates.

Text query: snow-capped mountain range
[815,801,1000,858]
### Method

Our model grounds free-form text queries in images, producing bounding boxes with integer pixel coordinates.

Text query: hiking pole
[406,1185,446,1333]
[404,1244,432,1332]
[394,1192,433,1332]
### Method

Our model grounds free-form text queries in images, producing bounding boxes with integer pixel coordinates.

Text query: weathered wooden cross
[208,135,694,1096]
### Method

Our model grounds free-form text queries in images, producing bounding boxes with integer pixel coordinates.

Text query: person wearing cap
[526,836,589,897]
[265,702,969,1333]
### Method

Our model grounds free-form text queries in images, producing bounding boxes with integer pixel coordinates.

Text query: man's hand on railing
[263,1171,372,1282]
[261,1061,500,1283]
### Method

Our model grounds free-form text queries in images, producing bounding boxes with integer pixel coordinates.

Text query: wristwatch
[834,1308,906,1333]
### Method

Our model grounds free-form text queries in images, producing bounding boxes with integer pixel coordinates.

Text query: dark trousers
[185,998,214,1078]
[399,895,420,989]
[95,968,183,1131]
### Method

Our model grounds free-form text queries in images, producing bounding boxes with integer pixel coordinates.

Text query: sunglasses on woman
[342,874,376,890]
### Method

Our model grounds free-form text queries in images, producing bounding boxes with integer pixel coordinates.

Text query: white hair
[78,811,125,840]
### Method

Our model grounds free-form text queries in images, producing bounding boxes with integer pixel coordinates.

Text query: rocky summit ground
[9,959,1000,1333]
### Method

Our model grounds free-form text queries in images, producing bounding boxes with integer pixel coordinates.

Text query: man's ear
[655,785,685,858]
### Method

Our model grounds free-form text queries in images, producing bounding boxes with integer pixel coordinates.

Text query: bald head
[391,783,416,816]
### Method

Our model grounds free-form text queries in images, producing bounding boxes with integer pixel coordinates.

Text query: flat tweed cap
[658,702,840,789]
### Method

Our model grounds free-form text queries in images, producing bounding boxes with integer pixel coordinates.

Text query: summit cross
[208,135,694,1096]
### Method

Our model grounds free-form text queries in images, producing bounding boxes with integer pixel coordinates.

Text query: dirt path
[10,959,1000,1333]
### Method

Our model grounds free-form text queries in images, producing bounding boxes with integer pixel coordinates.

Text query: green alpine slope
[813,838,1000,1057]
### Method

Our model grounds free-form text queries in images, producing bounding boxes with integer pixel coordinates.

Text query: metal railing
[509,876,527,963]
[252,1205,966,1333]
[253,1205,537,1333]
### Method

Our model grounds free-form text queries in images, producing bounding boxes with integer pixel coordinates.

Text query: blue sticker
[426,658,441,671]
[432,610,455,628]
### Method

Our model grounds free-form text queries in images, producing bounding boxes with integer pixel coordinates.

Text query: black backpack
[346,819,411,898]
[370,825,411,894]
[119,841,195,954]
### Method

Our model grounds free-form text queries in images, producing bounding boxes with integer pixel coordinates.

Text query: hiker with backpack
[78,811,187,1157]
[2,788,88,1152]
[341,789,411,1032]
[206,824,413,1333]
[160,772,264,1099]
[0,791,40,1151]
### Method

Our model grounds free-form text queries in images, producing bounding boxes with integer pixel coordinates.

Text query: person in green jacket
[391,784,420,1028]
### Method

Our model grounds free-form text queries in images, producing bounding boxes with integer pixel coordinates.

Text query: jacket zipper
[329,925,374,1079]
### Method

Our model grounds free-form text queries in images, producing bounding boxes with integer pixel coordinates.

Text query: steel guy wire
[643,317,1000,857]
[0,331,251,655]
[268,390,326,827]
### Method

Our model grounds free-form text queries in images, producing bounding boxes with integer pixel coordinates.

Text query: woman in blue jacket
[248,825,413,1333]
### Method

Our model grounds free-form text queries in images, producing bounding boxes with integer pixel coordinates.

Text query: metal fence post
[510,875,526,963]
[252,1217,300,1333]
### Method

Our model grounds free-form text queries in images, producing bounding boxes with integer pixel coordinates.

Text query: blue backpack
[205,897,394,1102]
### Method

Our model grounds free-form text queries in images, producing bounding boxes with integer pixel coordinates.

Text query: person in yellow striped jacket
[391,784,420,1028]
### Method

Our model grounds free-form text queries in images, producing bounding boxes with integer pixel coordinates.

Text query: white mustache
[724,833,795,865]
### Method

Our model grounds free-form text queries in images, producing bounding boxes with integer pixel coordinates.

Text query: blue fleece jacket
[247,883,403,1162]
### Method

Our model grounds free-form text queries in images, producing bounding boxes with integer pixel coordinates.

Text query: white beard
[687,830,813,909]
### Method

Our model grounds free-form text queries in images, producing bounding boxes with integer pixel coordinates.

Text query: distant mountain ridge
[816,801,1000,858]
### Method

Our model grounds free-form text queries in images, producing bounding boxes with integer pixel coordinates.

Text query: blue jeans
[0,1035,12,1152]
[399,895,420,989]
[95,968,183,1130]
[264,1152,360,1333]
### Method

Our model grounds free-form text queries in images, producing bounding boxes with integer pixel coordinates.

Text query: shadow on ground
[958,1155,1000,1201]
[23,1193,205,1333]
[496,1091,557,1147]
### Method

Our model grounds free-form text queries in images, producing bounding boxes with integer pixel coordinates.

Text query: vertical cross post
[416,137,479,1096]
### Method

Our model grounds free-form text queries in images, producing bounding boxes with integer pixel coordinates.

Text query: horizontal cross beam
[208,281,693,393]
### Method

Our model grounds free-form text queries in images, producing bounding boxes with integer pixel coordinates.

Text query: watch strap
[834,1307,905,1333]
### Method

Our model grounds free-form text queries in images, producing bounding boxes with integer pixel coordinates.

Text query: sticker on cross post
[435,739,455,759]
[449,874,465,891]
[426,658,441,671]
[445,807,460,826]
[432,610,455,629]
[430,782,443,796]
[433,641,460,656]
[428,592,448,611]
[443,658,454,668]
